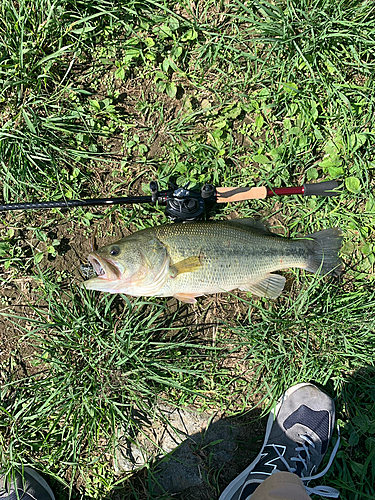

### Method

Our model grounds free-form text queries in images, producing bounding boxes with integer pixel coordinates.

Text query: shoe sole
[219,383,319,500]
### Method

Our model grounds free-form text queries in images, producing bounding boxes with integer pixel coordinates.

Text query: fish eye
[110,246,120,257]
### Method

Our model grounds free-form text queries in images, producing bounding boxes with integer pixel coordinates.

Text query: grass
[223,281,375,496]
[1,282,222,497]
[0,0,375,499]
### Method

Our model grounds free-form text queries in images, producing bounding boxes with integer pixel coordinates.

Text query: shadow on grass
[331,367,375,500]
[121,368,375,500]
[107,366,375,500]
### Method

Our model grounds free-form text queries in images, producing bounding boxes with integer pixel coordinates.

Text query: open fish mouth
[88,253,121,280]
[91,257,105,276]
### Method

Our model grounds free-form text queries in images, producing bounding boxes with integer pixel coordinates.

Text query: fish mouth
[88,253,122,281]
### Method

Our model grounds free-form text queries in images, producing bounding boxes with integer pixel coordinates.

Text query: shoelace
[273,426,341,498]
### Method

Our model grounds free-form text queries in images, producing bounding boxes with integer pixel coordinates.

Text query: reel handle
[303,180,342,197]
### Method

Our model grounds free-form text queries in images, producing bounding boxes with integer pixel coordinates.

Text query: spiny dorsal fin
[226,218,278,236]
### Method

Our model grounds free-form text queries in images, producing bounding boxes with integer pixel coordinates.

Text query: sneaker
[0,467,55,500]
[219,383,340,500]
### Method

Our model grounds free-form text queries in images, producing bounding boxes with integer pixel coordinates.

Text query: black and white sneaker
[220,383,340,500]
[0,467,55,500]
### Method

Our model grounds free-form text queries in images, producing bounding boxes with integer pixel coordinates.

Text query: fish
[81,219,343,304]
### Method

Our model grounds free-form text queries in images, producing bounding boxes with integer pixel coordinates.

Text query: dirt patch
[0,211,127,366]
[0,270,43,374]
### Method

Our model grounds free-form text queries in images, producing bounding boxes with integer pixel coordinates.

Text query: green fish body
[82,219,343,303]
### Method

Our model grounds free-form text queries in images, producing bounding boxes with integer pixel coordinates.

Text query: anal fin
[239,273,286,299]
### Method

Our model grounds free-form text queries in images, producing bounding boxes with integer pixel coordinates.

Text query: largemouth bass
[81,219,343,303]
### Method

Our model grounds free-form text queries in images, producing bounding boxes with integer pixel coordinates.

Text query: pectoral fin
[173,292,204,304]
[169,256,202,278]
[239,273,286,299]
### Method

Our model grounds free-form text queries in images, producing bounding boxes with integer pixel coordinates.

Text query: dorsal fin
[226,218,277,236]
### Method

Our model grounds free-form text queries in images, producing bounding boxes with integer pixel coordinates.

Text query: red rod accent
[266,186,304,197]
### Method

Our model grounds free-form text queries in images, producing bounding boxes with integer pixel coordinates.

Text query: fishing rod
[0,179,341,222]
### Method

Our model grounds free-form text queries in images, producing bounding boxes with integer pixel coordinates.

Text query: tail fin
[304,228,343,277]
